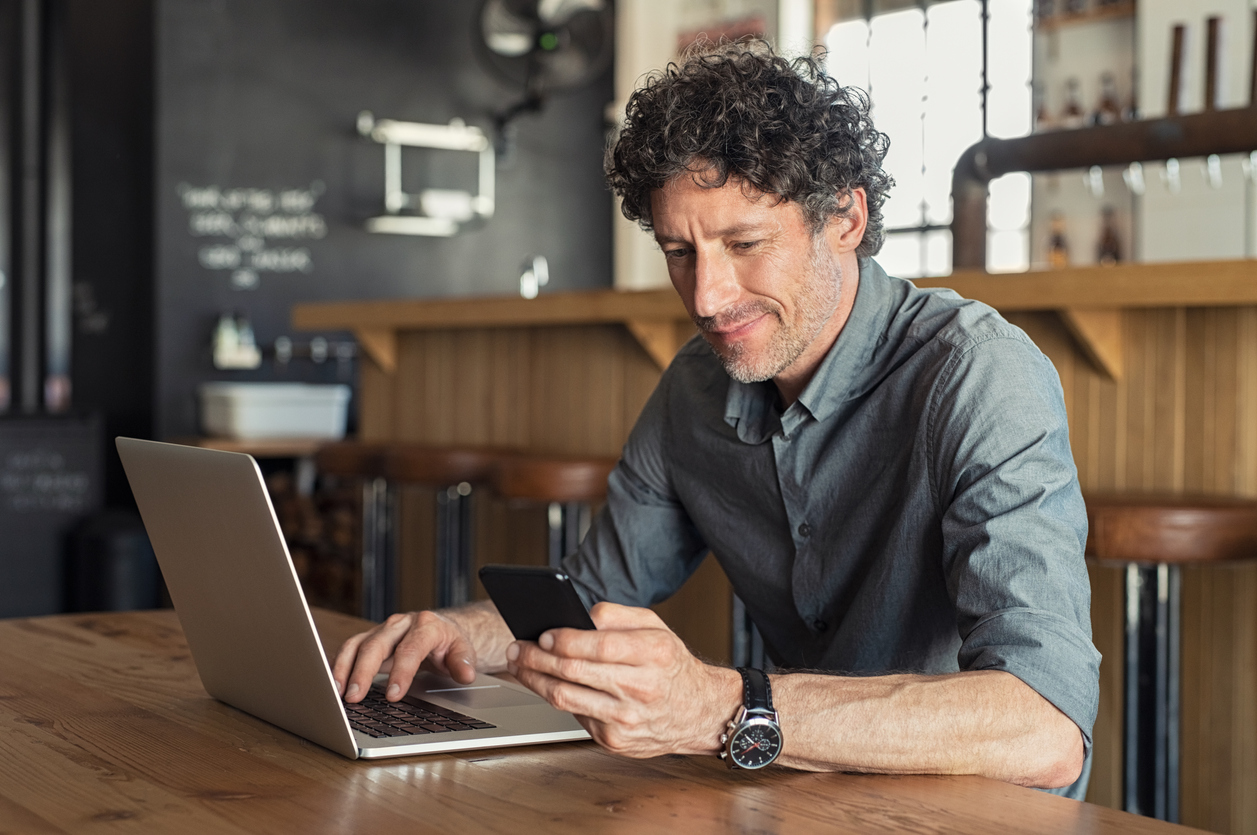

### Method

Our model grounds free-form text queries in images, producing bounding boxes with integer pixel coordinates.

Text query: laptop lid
[116,437,359,758]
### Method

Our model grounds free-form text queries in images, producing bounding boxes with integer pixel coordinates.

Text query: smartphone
[478,564,596,641]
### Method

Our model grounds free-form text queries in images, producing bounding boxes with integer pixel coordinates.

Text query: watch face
[728,719,782,769]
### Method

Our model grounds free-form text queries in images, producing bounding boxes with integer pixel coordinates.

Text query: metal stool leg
[1123,562,1181,822]
[435,482,474,609]
[360,476,395,622]
[547,501,592,569]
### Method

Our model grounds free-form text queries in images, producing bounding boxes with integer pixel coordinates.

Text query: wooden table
[0,610,1197,834]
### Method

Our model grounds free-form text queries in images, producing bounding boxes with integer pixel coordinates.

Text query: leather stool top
[1085,494,1257,564]
[382,444,514,486]
[314,441,388,478]
[492,455,618,503]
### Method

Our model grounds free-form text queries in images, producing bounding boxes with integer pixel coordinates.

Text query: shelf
[1035,1,1135,32]
[293,288,693,373]
[916,258,1257,381]
[171,436,331,458]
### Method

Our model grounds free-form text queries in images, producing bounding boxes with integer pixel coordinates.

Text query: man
[335,41,1099,798]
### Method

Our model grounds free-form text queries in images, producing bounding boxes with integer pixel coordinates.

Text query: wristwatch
[719,667,783,769]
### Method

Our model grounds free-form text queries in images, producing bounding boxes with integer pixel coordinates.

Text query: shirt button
[798,522,812,537]
[813,619,828,632]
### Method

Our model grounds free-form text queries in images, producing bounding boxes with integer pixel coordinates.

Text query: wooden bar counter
[0,608,1200,834]
[295,257,1257,831]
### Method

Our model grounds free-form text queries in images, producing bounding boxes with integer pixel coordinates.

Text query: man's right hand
[332,610,478,703]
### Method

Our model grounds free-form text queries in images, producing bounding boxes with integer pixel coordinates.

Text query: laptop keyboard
[345,686,496,738]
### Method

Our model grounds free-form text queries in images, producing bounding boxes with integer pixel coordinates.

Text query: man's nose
[691,251,740,319]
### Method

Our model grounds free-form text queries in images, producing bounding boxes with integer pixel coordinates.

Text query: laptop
[116,437,590,759]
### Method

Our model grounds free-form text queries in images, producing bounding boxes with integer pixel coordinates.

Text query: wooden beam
[1059,308,1123,381]
[354,327,397,374]
[916,260,1257,311]
[625,319,680,370]
[294,288,689,332]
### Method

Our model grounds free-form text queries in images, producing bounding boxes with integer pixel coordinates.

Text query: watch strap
[737,667,773,713]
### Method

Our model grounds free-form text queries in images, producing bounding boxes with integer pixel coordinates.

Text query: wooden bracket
[1058,308,1122,381]
[354,327,398,374]
[625,319,681,370]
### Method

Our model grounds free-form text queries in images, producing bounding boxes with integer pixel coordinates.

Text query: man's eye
[665,248,691,259]
[734,241,761,251]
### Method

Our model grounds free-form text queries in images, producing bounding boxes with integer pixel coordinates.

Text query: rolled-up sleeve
[561,369,710,609]
[930,331,1101,749]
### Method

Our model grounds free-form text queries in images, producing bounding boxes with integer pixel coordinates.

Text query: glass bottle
[1062,78,1086,129]
[1097,207,1121,266]
[1095,72,1122,125]
[1048,212,1070,269]
[1034,83,1052,131]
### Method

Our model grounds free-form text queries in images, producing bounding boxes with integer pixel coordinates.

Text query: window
[825,0,1033,276]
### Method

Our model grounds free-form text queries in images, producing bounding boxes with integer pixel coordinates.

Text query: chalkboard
[155,0,615,438]
[0,415,103,617]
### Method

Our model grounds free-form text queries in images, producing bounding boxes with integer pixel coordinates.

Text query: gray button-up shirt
[564,257,1100,799]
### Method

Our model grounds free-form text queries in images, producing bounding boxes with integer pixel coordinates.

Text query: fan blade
[483,0,537,57]
[538,0,605,28]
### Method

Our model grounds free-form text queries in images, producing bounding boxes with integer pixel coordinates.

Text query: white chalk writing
[178,182,327,290]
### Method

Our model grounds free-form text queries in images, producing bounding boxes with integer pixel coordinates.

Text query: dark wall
[155,0,615,438]
[68,0,154,507]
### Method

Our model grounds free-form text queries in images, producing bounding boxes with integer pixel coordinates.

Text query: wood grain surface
[0,609,1202,835]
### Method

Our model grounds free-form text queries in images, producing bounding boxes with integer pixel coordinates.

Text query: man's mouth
[695,302,779,339]
[708,313,769,338]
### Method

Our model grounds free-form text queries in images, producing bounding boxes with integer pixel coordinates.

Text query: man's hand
[332,609,480,703]
[506,602,741,758]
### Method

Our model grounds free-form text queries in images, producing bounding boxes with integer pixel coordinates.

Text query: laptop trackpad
[416,683,545,710]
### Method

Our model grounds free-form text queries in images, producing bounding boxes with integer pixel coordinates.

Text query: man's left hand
[506,602,741,758]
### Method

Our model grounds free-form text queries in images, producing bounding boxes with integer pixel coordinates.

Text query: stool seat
[382,444,511,486]
[314,441,387,479]
[492,455,618,503]
[1086,494,1257,564]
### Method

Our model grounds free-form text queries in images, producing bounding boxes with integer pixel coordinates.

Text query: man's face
[651,173,843,385]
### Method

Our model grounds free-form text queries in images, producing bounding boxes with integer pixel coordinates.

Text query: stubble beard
[694,238,843,384]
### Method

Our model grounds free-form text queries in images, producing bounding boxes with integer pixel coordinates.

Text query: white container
[199,382,351,440]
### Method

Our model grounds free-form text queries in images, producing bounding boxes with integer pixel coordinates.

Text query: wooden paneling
[1008,308,1257,832]
[1087,561,1126,811]
[1180,562,1257,833]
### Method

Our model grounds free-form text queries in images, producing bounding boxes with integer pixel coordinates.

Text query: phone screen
[478,564,596,641]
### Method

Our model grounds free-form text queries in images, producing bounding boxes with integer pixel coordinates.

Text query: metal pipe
[951,106,1257,269]
[15,0,45,413]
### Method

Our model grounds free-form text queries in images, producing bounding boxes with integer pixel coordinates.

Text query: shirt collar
[724,256,891,444]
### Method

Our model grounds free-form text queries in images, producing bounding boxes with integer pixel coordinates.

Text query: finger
[441,633,478,685]
[511,664,621,722]
[383,625,445,700]
[512,640,624,693]
[589,601,666,631]
[541,624,672,666]
[331,630,372,694]
[386,620,477,698]
[344,614,416,702]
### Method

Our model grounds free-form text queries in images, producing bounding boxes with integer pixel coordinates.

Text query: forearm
[771,669,1084,788]
[439,600,515,672]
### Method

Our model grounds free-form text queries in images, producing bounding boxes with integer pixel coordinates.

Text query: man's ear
[826,187,868,255]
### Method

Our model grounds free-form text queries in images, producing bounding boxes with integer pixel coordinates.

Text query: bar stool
[382,444,513,609]
[490,455,618,568]
[313,441,391,622]
[1085,494,1257,823]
